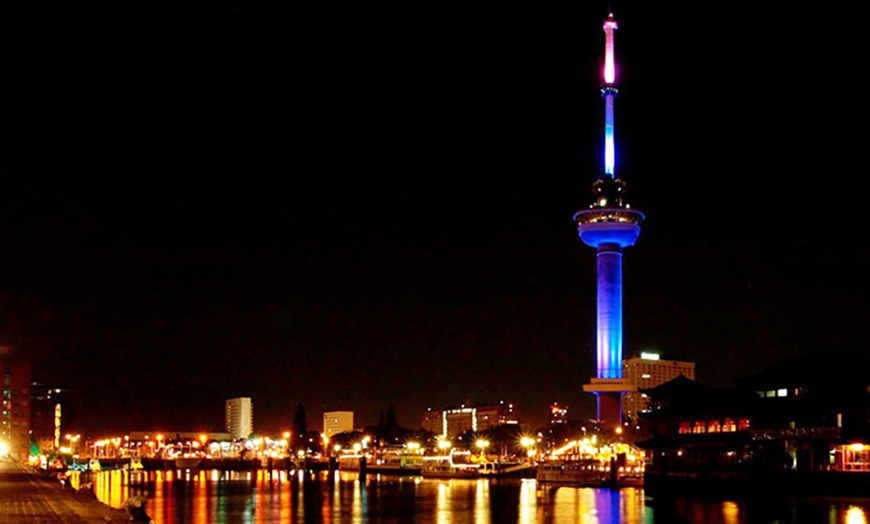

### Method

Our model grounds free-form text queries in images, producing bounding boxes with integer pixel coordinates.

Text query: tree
[292,403,307,451]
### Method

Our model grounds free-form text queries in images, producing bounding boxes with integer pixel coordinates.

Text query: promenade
[0,457,130,523]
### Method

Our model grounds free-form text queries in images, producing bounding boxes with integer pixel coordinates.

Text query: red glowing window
[722,418,737,432]
[679,421,691,434]
[738,418,751,431]
[707,420,721,433]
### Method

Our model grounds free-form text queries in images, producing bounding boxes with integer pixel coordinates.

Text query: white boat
[367,447,424,474]
[421,449,483,479]
[479,459,536,478]
[535,457,604,485]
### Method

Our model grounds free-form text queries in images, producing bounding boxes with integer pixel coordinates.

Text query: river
[72,468,870,523]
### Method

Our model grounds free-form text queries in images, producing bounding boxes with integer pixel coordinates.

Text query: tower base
[583,378,636,430]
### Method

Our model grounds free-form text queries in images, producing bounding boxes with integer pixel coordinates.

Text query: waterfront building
[575,12,644,430]
[225,397,253,440]
[1,361,31,461]
[549,403,569,425]
[637,350,870,491]
[323,411,354,438]
[622,352,695,425]
[422,401,518,439]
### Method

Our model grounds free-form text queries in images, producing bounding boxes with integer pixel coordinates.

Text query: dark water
[75,469,870,523]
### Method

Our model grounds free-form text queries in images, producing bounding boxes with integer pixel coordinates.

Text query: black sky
[1,3,867,435]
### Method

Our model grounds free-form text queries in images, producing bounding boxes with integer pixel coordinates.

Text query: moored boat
[366,447,424,475]
[536,457,604,485]
[174,457,203,469]
[421,449,483,479]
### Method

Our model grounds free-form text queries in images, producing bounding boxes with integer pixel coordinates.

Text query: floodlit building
[1,361,31,461]
[322,411,354,438]
[622,352,695,424]
[422,402,518,439]
[225,397,253,440]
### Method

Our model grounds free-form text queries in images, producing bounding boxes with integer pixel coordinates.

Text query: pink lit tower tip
[575,11,645,430]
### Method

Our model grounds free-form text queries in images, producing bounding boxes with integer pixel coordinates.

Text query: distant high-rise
[30,383,70,454]
[422,402,518,439]
[1,361,31,461]
[576,11,644,429]
[549,403,569,425]
[622,352,695,424]
[323,411,354,438]
[225,397,253,440]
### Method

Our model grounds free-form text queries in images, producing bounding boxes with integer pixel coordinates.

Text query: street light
[475,439,489,455]
[521,437,537,458]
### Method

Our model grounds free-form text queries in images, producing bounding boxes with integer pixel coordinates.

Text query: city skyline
[1,3,866,434]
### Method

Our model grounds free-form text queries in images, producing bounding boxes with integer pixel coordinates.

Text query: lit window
[765,390,776,398]
[708,420,721,433]
[738,418,751,431]
[777,389,787,397]
[692,421,706,434]
[679,421,691,434]
[722,418,737,432]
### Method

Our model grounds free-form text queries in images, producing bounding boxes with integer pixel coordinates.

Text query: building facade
[1,362,31,461]
[638,350,870,495]
[422,402,518,439]
[323,411,354,438]
[623,352,695,424]
[225,397,253,440]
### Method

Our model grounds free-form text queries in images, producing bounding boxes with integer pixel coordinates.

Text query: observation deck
[573,208,644,249]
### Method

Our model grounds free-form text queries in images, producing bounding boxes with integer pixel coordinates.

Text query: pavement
[0,456,131,523]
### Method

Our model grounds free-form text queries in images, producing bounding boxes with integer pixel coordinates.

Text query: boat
[337,453,365,471]
[174,456,203,469]
[479,459,536,478]
[535,457,604,485]
[536,456,644,487]
[366,447,424,475]
[421,449,484,479]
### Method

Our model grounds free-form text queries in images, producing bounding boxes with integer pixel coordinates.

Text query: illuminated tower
[576,12,644,429]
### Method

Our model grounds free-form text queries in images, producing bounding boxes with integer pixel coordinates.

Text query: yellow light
[199,434,207,443]
[846,506,867,524]
[283,431,291,439]
[851,443,866,452]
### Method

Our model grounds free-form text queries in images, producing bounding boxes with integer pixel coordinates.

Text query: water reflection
[70,469,870,523]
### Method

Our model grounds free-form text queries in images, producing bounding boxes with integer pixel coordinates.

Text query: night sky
[1,4,867,435]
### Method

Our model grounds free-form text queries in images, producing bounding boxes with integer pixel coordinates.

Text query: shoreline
[0,457,131,522]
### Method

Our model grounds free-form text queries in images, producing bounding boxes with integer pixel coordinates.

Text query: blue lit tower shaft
[576,12,644,428]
